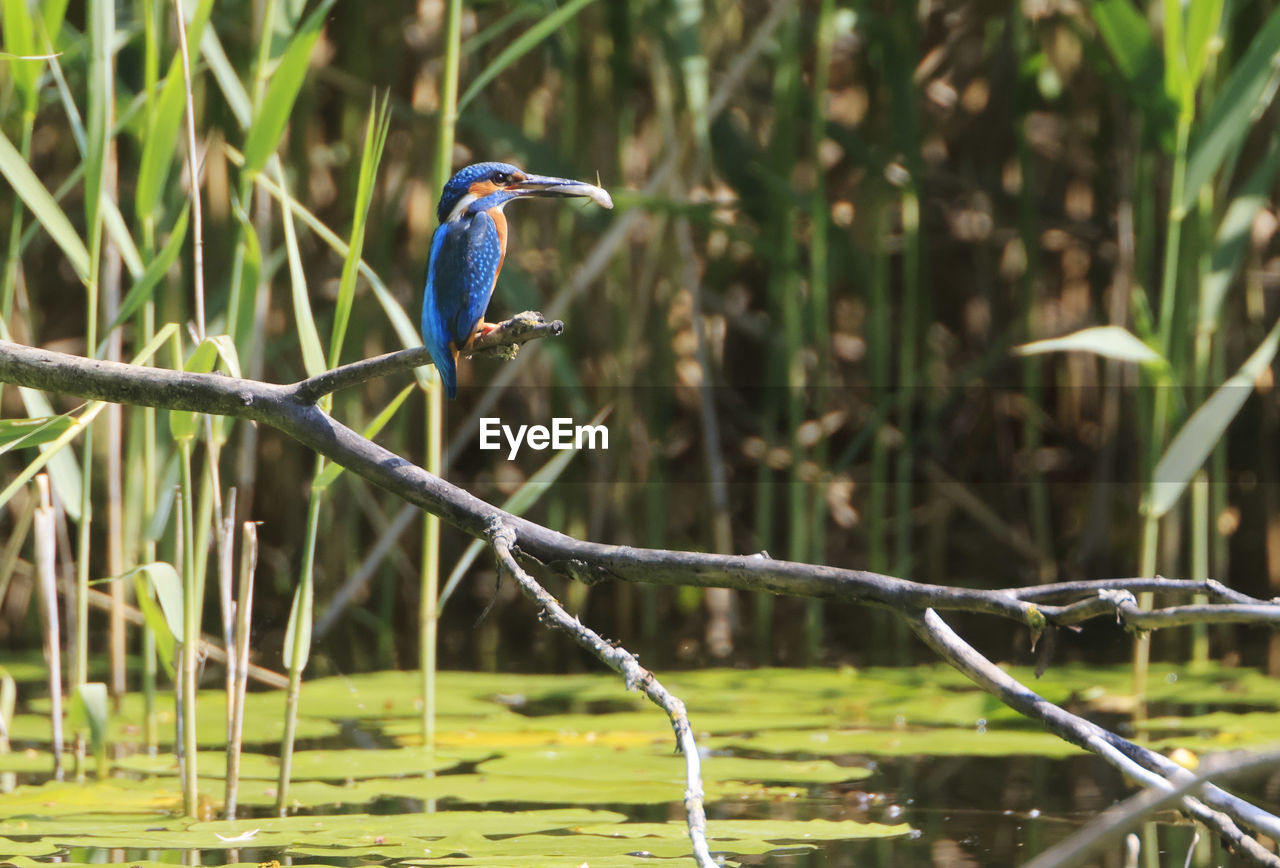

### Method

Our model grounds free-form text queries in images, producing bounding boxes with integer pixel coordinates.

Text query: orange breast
[489,207,508,282]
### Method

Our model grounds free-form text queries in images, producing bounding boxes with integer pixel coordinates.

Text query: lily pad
[295,827,783,861]
[0,817,190,837]
[194,807,627,841]
[111,746,486,781]
[288,746,488,779]
[0,778,182,816]
[368,772,692,806]
[19,689,340,749]
[710,725,1084,758]
[475,744,868,786]
[579,817,915,843]
[0,749,74,773]
[0,835,61,856]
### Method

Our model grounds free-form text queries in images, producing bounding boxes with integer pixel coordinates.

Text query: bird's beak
[508,174,614,209]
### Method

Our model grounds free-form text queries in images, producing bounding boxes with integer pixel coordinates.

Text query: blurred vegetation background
[1,0,1279,685]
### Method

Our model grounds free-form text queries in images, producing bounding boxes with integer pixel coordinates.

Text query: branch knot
[487,517,516,552]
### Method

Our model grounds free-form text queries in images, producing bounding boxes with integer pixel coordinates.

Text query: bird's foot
[465,312,565,360]
[470,321,501,345]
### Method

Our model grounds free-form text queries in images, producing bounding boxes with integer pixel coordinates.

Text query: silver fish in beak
[508,173,614,209]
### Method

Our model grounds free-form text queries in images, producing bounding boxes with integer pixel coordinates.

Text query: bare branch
[291,311,564,404]
[1004,577,1268,606]
[906,607,1280,865]
[488,521,715,868]
[1045,589,1280,629]
[2,338,1279,637]
[0,339,1034,622]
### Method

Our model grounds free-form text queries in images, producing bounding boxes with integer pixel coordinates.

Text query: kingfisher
[421,161,613,398]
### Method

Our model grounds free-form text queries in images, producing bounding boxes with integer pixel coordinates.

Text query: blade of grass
[0,492,36,621]
[72,0,114,723]
[0,129,90,282]
[0,323,177,515]
[457,0,598,112]
[83,0,112,265]
[1,0,40,113]
[199,27,253,128]
[169,335,242,441]
[225,147,420,348]
[1016,325,1167,365]
[40,0,71,46]
[0,417,76,453]
[1180,5,1280,213]
[97,203,190,353]
[135,0,215,224]
[281,568,314,672]
[313,384,414,491]
[133,573,177,677]
[1183,0,1224,89]
[241,0,338,179]
[1201,143,1280,330]
[274,160,327,378]
[39,33,143,280]
[329,91,391,369]
[177,436,198,814]
[1149,316,1280,518]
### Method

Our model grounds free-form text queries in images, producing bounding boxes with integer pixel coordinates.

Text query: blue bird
[421,161,613,398]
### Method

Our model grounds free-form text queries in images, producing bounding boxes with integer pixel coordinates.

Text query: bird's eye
[492,172,510,185]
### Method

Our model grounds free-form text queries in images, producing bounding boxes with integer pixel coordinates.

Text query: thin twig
[488,520,716,868]
[291,311,563,404]
[1004,577,1267,606]
[1044,589,1280,628]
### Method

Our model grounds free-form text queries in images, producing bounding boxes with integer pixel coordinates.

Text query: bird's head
[436,161,613,224]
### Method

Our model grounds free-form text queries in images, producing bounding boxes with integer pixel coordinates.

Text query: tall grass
[421,0,463,754]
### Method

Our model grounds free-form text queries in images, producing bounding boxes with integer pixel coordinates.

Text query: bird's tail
[435,350,458,399]
[422,331,459,399]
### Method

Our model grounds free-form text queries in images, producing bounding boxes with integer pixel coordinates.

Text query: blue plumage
[421,213,502,398]
[420,162,614,398]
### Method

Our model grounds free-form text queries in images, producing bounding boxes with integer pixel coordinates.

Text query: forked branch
[488,521,715,868]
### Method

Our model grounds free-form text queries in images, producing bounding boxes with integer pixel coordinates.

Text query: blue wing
[421,212,502,398]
